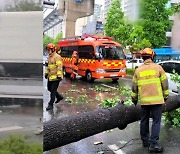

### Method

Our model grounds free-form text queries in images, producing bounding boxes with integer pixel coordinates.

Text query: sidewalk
[0,79,43,99]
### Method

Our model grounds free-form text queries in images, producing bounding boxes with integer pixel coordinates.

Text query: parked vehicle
[58,34,126,82]
[125,54,133,62]
[158,60,180,95]
[126,59,144,69]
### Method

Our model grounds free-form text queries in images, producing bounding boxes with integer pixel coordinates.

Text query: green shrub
[163,70,180,127]
[0,136,42,154]
[163,108,180,127]
[126,68,135,76]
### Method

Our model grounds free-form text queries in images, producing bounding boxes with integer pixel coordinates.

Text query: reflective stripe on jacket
[131,59,169,105]
[45,52,63,81]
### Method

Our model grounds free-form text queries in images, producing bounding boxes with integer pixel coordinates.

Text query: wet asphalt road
[0,103,43,142]
[0,79,43,142]
[43,76,180,154]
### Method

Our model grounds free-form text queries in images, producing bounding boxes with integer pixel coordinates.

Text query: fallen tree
[44,95,180,151]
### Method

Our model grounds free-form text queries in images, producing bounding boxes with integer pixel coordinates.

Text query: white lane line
[0,126,23,132]
[108,144,126,154]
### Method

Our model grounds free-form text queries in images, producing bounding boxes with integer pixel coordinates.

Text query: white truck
[0,11,42,79]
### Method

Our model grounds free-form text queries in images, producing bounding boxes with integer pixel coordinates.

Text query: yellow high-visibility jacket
[45,52,63,81]
[131,59,169,105]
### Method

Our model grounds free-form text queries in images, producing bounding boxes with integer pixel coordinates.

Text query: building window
[166,37,171,46]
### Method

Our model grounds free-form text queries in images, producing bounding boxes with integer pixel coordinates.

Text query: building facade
[169,0,180,50]
[104,0,139,21]
[171,14,180,50]
[121,0,139,22]
[104,0,113,19]
[76,3,104,35]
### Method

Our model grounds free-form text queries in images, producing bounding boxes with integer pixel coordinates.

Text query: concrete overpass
[43,0,94,37]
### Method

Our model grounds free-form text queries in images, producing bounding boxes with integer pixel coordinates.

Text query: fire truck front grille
[105,69,120,72]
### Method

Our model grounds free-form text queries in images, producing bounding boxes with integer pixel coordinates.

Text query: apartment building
[121,0,139,21]
[169,0,180,50]
[104,0,139,21]
[76,4,103,35]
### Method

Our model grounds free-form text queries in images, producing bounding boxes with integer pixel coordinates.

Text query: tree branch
[43,95,180,151]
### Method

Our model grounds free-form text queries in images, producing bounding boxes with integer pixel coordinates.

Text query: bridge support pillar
[58,0,94,37]
[65,20,76,38]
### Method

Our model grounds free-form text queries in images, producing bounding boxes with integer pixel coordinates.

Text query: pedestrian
[131,48,169,153]
[45,43,64,111]
[70,51,79,81]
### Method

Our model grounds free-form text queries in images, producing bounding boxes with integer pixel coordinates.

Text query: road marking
[0,126,23,132]
[108,144,126,154]
[101,84,117,90]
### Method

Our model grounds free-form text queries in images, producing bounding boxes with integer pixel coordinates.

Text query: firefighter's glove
[57,77,62,81]
[132,100,138,106]
[45,74,48,79]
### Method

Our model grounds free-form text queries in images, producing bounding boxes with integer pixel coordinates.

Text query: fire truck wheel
[112,78,119,83]
[86,71,94,82]
[63,67,70,77]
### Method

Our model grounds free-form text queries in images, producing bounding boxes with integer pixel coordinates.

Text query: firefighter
[70,51,79,80]
[131,48,169,153]
[45,43,64,111]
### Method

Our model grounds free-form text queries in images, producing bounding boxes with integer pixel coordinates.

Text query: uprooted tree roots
[44,95,180,151]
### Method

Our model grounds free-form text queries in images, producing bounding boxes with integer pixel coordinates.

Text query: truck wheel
[112,78,119,83]
[135,66,138,69]
[86,71,94,82]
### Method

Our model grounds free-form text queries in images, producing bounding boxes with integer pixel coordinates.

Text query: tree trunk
[44,95,180,151]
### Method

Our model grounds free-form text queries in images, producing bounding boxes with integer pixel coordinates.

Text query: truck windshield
[96,46,125,60]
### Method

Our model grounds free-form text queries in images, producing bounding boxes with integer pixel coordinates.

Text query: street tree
[127,25,152,52]
[53,32,63,47]
[104,0,151,52]
[5,0,42,11]
[173,2,180,13]
[104,0,132,47]
[43,35,54,50]
[140,0,172,48]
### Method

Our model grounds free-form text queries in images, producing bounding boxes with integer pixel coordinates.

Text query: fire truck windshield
[96,46,125,60]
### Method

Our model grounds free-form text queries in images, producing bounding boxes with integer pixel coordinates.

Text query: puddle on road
[0,98,42,116]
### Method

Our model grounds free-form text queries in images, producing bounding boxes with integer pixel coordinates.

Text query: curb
[0,77,42,81]
[125,75,133,79]
[0,97,43,106]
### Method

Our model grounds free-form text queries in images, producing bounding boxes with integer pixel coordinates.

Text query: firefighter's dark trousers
[47,80,62,106]
[140,104,162,145]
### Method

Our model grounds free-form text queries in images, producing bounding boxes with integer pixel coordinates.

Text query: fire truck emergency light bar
[60,34,114,41]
